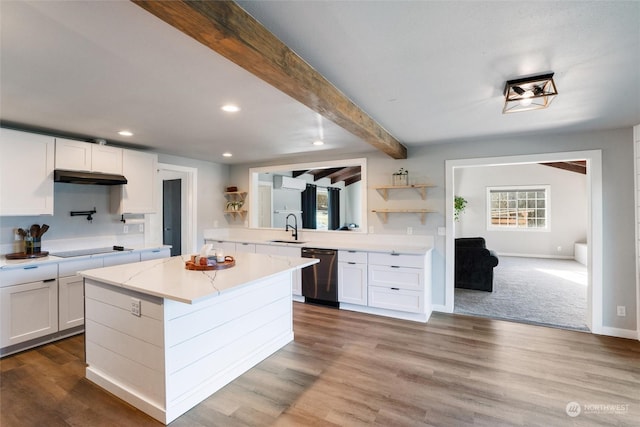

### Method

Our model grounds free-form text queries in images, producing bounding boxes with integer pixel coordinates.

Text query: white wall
[230,126,636,331]
[454,163,588,258]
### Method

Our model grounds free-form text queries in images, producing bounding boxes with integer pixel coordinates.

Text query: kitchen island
[79,252,318,424]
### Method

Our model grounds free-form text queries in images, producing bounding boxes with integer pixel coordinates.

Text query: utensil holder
[26,238,41,254]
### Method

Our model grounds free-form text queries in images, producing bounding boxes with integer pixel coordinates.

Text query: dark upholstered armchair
[455,237,499,292]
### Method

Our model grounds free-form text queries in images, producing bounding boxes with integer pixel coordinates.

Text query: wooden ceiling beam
[131,0,407,159]
[541,161,587,174]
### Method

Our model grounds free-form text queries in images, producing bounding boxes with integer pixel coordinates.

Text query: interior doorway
[148,163,198,255]
[445,150,603,334]
[163,179,182,256]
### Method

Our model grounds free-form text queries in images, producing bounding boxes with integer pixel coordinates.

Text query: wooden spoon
[39,224,49,237]
[30,224,40,239]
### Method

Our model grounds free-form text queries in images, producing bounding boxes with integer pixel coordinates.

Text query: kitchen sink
[269,240,306,244]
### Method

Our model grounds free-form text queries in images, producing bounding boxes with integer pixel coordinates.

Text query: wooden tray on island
[5,251,49,260]
[185,255,235,271]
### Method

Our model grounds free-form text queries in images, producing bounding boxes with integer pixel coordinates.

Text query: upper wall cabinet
[0,128,54,216]
[55,138,123,174]
[111,150,157,214]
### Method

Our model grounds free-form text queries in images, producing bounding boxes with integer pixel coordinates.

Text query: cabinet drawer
[338,250,367,264]
[368,286,424,313]
[368,252,424,268]
[0,263,58,288]
[368,265,423,291]
[140,248,171,261]
[234,242,256,253]
[58,258,103,277]
[103,252,140,267]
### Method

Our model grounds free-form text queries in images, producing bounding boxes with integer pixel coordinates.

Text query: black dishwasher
[301,247,339,308]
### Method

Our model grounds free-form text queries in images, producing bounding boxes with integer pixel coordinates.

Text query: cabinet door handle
[391,287,400,290]
[390,253,400,256]
[391,265,400,268]
[348,262,356,265]
[44,278,56,282]
[23,265,37,270]
[151,249,160,253]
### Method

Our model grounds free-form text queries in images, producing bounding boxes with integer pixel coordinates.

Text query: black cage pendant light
[503,72,558,114]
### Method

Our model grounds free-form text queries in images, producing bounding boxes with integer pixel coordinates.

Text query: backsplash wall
[0,182,143,254]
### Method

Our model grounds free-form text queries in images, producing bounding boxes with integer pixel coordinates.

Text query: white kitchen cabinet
[55,138,123,174]
[255,244,302,296]
[367,253,426,314]
[338,250,368,305]
[103,252,141,267]
[58,257,103,331]
[235,242,256,253]
[278,246,302,297]
[0,264,58,347]
[58,275,85,330]
[140,247,171,261]
[208,240,238,253]
[111,149,157,214]
[0,128,54,216]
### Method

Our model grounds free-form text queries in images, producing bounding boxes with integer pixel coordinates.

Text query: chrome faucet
[285,213,298,240]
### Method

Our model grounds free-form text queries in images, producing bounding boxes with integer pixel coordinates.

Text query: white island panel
[80,253,316,424]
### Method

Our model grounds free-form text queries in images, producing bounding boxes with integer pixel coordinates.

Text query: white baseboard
[497,252,574,260]
[598,326,639,340]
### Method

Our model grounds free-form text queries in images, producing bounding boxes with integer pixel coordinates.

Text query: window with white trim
[487,185,550,230]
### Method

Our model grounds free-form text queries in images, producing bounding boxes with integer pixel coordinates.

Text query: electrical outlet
[437,227,446,236]
[138,224,144,233]
[369,226,374,234]
[123,225,129,234]
[131,298,141,317]
[617,305,626,317]
[407,227,413,235]
[557,246,562,252]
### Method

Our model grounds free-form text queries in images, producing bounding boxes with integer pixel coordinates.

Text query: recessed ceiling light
[118,130,133,137]
[313,140,324,146]
[221,105,240,113]
[223,152,233,157]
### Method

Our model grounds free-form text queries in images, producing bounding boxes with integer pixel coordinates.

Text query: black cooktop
[51,246,131,258]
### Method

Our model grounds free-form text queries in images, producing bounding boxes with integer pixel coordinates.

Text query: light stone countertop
[79,252,318,304]
[0,245,170,269]
[204,234,433,255]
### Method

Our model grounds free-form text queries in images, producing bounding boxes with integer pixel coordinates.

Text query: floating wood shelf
[371,209,436,225]
[224,210,247,220]
[374,184,435,201]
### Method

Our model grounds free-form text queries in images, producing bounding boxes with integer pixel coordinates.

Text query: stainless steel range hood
[54,169,128,185]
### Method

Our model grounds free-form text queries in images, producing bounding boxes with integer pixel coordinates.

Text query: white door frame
[445,150,603,334]
[153,163,198,255]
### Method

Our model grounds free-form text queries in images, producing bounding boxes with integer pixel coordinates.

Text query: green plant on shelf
[226,200,244,211]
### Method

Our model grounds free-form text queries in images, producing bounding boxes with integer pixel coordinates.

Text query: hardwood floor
[1,303,639,426]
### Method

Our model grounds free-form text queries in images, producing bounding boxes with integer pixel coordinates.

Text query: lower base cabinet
[338,262,367,305]
[58,275,85,330]
[0,267,59,348]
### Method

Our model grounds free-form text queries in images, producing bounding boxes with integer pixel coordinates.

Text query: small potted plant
[392,168,408,186]
[454,196,467,221]
[226,200,244,211]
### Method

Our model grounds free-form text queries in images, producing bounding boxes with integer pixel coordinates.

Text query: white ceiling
[2,1,639,165]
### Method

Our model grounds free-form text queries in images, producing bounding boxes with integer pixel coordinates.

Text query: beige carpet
[454,256,589,331]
